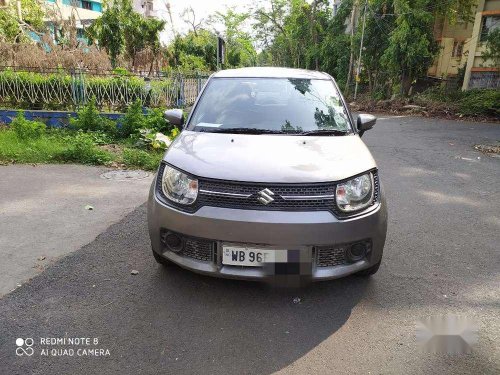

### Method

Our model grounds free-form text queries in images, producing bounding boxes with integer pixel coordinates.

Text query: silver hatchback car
[147,67,387,282]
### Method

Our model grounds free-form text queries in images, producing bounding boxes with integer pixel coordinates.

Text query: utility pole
[354,0,367,100]
[345,0,358,95]
[165,2,176,38]
[16,0,22,22]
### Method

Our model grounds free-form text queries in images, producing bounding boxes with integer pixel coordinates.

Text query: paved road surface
[0,165,153,296]
[0,115,499,374]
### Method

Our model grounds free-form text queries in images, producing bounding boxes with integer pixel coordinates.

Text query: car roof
[212,67,331,80]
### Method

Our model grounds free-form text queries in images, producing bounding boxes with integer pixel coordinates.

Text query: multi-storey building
[133,0,154,18]
[429,0,500,90]
[43,0,103,43]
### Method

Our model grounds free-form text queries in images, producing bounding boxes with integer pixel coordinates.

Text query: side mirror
[164,109,184,128]
[357,113,377,137]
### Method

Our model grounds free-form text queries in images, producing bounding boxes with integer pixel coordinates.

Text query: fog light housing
[161,231,184,253]
[346,242,367,262]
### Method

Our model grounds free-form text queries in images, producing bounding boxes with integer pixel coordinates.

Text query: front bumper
[147,182,388,282]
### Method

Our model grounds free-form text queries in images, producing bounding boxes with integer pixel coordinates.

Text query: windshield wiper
[299,129,350,136]
[202,127,286,135]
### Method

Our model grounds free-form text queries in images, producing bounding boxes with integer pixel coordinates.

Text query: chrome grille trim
[281,194,335,200]
[199,189,252,198]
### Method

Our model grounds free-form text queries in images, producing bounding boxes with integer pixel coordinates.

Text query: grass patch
[0,129,69,163]
[59,132,114,165]
[0,128,163,170]
[121,148,164,171]
[0,102,176,170]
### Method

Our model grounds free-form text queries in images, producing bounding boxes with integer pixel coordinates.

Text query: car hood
[164,131,377,183]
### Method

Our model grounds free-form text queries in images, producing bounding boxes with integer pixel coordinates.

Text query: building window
[452,41,464,57]
[81,0,92,9]
[142,0,153,15]
[480,15,500,41]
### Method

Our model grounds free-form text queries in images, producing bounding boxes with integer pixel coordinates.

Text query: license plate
[222,246,285,267]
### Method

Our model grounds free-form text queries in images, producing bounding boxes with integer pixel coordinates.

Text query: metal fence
[469,71,500,90]
[0,67,211,110]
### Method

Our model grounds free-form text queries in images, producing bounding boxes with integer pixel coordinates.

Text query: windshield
[187,78,351,134]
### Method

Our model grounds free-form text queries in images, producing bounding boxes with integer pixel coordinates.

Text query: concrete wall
[428,16,474,79]
[0,109,123,127]
[462,0,500,90]
[44,0,102,22]
[429,37,468,78]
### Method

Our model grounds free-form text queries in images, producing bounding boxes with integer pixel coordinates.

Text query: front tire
[152,249,172,266]
[357,260,381,277]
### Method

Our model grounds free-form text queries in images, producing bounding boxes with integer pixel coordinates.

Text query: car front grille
[156,163,379,217]
[198,179,336,212]
[315,245,347,267]
[182,237,215,262]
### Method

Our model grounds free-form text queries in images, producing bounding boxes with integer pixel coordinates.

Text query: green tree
[87,0,165,69]
[169,30,217,71]
[253,0,291,66]
[482,29,500,68]
[0,0,45,42]
[356,0,395,97]
[88,4,124,67]
[209,8,257,67]
[381,0,438,96]
[319,0,353,87]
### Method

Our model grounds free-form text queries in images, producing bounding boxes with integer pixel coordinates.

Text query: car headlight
[336,173,374,213]
[161,165,198,205]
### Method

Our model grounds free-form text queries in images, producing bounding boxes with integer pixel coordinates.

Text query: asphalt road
[0,115,499,374]
[0,165,153,296]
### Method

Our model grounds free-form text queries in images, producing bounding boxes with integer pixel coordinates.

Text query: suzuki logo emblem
[257,188,275,205]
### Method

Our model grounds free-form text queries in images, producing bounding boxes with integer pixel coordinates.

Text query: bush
[458,89,500,117]
[122,148,162,171]
[60,132,113,165]
[415,87,500,118]
[70,98,117,136]
[144,108,171,133]
[120,101,172,138]
[10,111,46,140]
[0,69,183,110]
[120,100,145,138]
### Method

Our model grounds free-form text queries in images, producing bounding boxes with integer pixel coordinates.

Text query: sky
[149,0,255,44]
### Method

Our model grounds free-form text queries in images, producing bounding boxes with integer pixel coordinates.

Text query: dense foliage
[253,0,479,97]
[0,100,179,169]
[415,87,500,117]
[482,29,500,68]
[10,110,46,140]
[87,0,165,69]
[0,0,496,100]
[0,0,44,43]
[0,69,181,110]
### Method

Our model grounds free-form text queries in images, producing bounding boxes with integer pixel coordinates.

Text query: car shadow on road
[144,263,370,374]
[0,204,369,375]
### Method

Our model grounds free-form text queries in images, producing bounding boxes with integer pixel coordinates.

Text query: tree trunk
[367,67,373,95]
[345,0,358,94]
[401,73,412,97]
